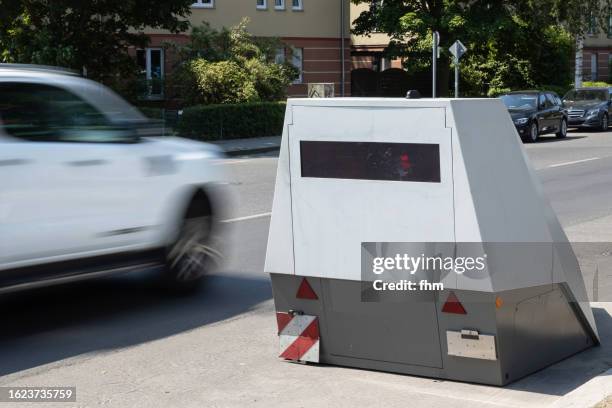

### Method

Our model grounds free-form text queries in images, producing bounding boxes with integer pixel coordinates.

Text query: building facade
[582,20,612,82]
[137,0,351,100]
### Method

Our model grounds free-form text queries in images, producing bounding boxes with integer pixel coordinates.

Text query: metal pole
[454,57,459,98]
[340,0,346,96]
[432,32,438,98]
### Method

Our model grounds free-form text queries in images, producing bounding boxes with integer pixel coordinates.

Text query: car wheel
[164,207,218,291]
[600,113,609,132]
[525,122,539,143]
[556,118,567,138]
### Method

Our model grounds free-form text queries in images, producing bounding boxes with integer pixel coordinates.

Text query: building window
[588,12,596,35]
[256,0,267,9]
[275,48,286,64]
[136,48,164,98]
[291,48,303,83]
[192,0,214,8]
[275,0,285,10]
[591,53,598,81]
[292,0,303,10]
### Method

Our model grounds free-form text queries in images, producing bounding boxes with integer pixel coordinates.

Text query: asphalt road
[1,129,612,407]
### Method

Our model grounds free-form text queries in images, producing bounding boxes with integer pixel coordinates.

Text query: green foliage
[0,1,193,83]
[168,18,298,105]
[582,81,611,88]
[542,84,572,96]
[138,107,164,120]
[185,59,259,105]
[177,102,286,140]
[352,0,604,96]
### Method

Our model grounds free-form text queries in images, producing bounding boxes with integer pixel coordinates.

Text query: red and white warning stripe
[276,312,320,363]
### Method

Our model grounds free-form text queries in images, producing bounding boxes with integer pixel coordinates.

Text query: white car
[0,65,228,293]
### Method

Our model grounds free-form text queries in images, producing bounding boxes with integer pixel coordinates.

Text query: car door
[546,93,563,131]
[0,81,157,269]
[535,93,549,131]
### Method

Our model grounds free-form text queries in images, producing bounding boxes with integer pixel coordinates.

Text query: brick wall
[582,47,612,82]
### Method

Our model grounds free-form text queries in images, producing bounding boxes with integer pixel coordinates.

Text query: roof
[0,63,80,77]
[503,90,542,95]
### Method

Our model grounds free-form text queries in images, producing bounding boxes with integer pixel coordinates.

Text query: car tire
[556,118,567,138]
[524,122,539,143]
[164,199,217,292]
[600,113,609,132]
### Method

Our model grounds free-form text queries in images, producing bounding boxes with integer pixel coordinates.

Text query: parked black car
[562,87,612,131]
[499,91,568,143]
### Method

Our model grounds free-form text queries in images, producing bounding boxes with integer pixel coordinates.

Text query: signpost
[449,40,467,98]
[432,32,440,98]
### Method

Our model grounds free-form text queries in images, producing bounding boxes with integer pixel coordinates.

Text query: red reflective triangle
[442,291,467,314]
[296,278,318,300]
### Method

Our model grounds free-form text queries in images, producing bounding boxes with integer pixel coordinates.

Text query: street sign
[449,40,467,60]
[449,40,467,98]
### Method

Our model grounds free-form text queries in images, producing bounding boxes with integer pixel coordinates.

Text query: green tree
[169,18,298,105]
[352,0,606,96]
[0,0,193,83]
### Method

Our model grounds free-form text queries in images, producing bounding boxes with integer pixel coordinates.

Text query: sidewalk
[211,136,281,156]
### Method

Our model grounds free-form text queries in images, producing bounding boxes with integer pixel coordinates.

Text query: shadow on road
[0,271,272,377]
[535,134,587,143]
[508,306,612,395]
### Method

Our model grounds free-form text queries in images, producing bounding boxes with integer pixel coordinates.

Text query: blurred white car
[0,64,228,292]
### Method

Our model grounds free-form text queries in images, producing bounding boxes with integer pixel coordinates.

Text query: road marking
[213,159,247,165]
[221,212,272,223]
[548,157,600,168]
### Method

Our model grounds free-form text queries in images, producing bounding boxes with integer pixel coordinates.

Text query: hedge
[582,81,611,88]
[138,107,164,119]
[177,101,286,140]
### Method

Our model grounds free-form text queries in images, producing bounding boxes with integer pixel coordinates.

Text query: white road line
[213,159,247,165]
[221,212,272,223]
[547,157,600,168]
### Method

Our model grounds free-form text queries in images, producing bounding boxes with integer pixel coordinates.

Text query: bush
[582,81,611,88]
[177,101,286,140]
[138,107,164,119]
[183,59,259,105]
[167,19,297,105]
[542,84,571,96]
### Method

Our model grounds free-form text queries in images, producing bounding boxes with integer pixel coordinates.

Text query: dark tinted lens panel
[300,141,440,183]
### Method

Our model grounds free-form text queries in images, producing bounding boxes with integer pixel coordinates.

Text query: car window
[545,93,557,107]
[0,82,137,143]
[500,94,537,110]
[538,94,547,109]
[563,89,607,103]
